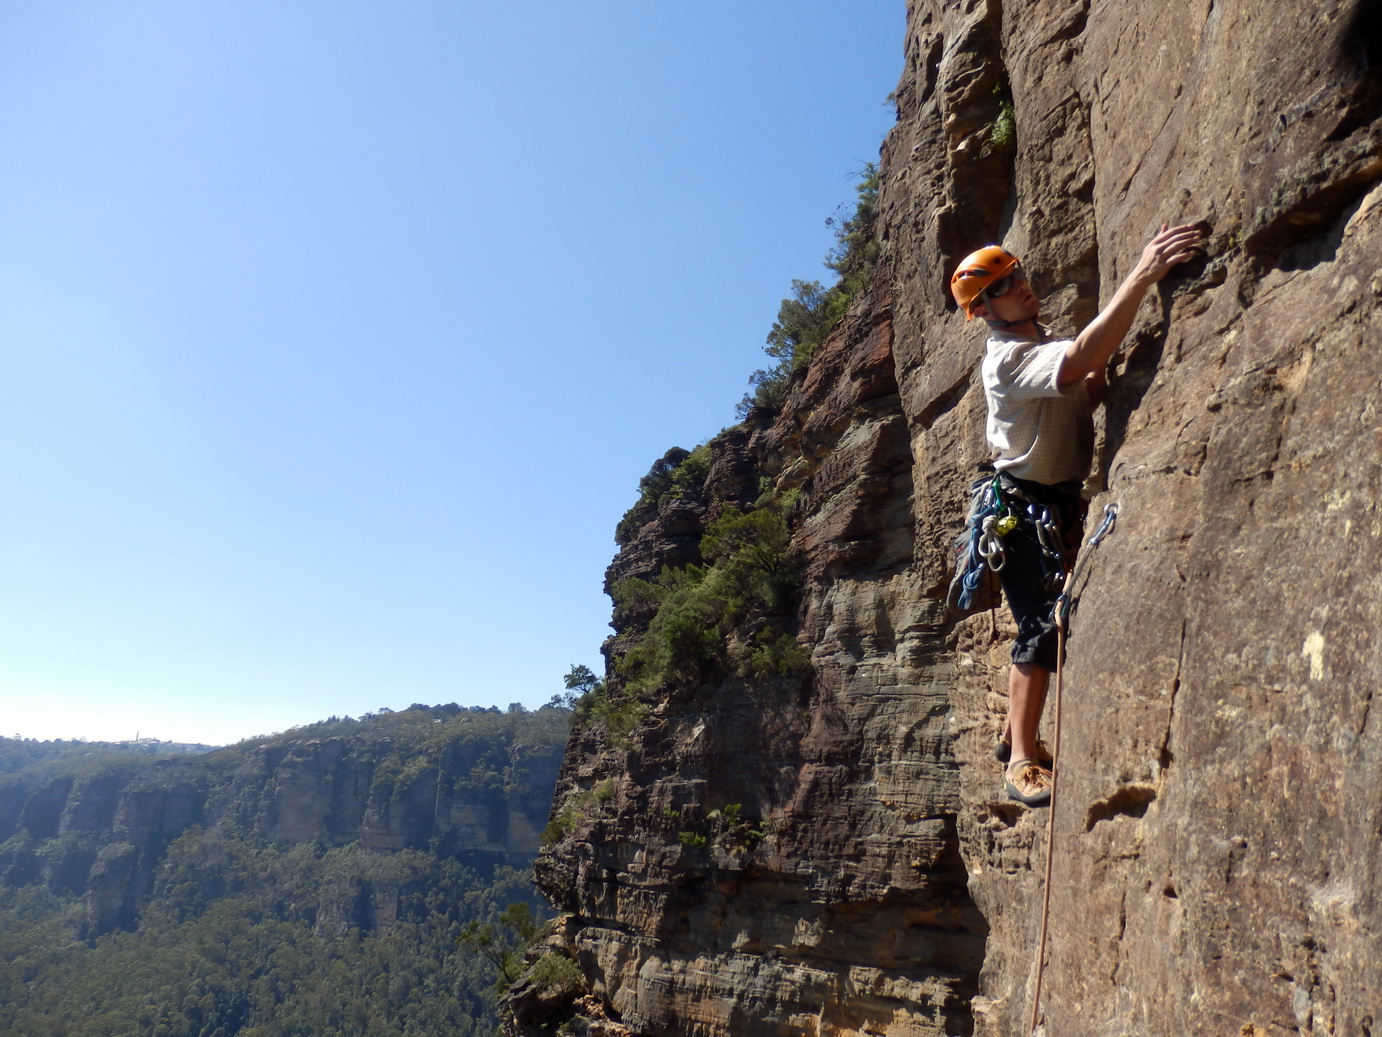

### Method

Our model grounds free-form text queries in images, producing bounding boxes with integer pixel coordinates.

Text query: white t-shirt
[981,330,1094,486]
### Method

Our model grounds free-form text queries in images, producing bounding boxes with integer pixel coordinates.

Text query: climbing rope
[950,473,1006,610]
[1028,500,1119,1035]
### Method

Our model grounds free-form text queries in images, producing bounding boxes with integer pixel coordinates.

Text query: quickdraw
[1029,503,1066,591]
[1052,502,1118,627]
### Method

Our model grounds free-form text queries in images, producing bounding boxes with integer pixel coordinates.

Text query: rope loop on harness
[949,472,1006,611]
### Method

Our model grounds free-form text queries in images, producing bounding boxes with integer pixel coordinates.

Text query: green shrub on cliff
[528,951,587,1000]
[562,664,649,750]
[739,163,879,418]
[614,443,713,545]
[765,278,837,370]
[613,506,807,693]
[990,77,1016,148]
[572,681,651,747]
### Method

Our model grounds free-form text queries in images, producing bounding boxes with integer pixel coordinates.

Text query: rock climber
[949,223,1203,806]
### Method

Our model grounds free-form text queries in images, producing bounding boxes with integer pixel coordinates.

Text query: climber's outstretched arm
[1058,223,1203,389]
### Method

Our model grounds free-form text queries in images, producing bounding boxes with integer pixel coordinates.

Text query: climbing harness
[1027,500,1120,1036]
[948,472,1074,612]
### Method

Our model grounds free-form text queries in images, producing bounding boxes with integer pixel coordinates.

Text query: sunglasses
[984,266,1026,301]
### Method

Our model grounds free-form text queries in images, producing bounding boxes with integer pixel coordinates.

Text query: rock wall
[521,0,1381,1034]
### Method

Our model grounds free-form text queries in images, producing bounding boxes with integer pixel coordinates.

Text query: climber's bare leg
[1007,662,1049,765]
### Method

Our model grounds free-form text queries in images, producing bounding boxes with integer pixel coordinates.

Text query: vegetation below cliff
[0,704,570,1036]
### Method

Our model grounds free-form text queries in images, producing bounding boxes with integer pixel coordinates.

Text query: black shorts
[993,475,1085,671]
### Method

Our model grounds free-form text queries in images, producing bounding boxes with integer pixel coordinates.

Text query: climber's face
[976,270,1040,324]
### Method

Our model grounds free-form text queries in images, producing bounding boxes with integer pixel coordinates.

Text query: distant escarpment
[0,706,566,938]
[513,0,1381,1034]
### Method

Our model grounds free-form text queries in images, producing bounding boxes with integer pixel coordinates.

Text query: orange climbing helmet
[950,245,1021,319]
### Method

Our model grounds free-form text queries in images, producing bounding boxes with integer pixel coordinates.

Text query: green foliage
[748,631,811,677]
[739,364,792,417]
[990,77,1016,148]
[0,838,545,1037]
[609,570,668,628]
[716,803,768,848]
[224,699,573,756]
[460,901,542,994]
[541,800,582,847]
[571,681,651,748]
[539,749,618,849]
[563,664,602,697]
[615,444,713,545]
[826,163,880,284]
[545,663,604,711]
[699,507,797,610]
[770,486,805,519]
[674,803,767,854]
[739,164,879,418]
[764,278,835,364]
[528,952,587,1000]
[613,506,806,694]
[565,650,649,751]
[0,738,206,781]
[668,443,712,496]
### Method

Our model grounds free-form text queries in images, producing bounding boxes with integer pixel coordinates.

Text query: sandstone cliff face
[523,1,1381,1034]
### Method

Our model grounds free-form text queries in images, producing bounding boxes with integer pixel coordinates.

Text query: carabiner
[1088,502,1118,547]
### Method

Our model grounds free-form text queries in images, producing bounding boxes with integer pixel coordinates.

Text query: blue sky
[0,2,903,745]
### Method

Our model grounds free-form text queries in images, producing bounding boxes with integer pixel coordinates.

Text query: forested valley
[0,703,571,1036]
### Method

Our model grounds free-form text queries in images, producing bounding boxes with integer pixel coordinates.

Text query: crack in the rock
[1109,889,1129,985]
[1159,618,1187,774]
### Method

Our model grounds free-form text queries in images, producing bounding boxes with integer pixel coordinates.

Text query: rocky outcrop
[521,0,1381,1034]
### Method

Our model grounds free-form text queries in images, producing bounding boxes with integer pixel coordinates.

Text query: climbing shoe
[994,737,1053,766]
[1004,759,1053,807]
